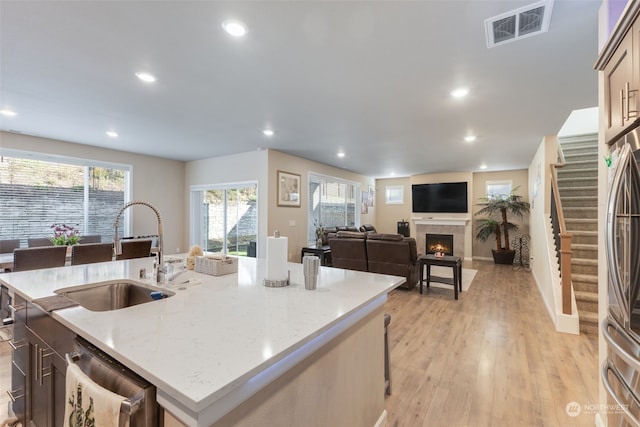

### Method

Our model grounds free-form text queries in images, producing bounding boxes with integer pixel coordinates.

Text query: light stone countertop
[0,256,404,425]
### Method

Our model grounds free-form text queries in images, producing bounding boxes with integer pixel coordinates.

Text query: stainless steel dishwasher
[68,336,159,426]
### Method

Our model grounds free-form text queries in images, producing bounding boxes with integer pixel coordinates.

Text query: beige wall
[375,170,530,259]
[3,131,533,263]
[0,131,187,254]
[471,169,529,260]
[374,177,412,234]
[267,150,374,262]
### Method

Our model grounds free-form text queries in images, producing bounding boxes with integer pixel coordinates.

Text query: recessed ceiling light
[222,20,247,37]
[135,72,157,83]
[480,164,487,170]
[263,129,274,137]
[390,172,395,177]
[0,109,17,117]
[450,87,469,98]
[106,131,119,138]
[464,135,476,142]
[337,152,345,158]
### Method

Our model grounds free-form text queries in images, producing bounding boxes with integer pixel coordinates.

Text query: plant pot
[492,249,515,265]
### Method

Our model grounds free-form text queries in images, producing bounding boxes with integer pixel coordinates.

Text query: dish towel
[63,362,129,427]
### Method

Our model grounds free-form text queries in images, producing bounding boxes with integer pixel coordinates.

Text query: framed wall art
[277,170,301,207]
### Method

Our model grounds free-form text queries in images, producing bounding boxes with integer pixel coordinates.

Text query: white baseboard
[374,409,388,427]
[472,256,493,262]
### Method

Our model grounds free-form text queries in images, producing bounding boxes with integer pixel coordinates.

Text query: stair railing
[550,146,573,315]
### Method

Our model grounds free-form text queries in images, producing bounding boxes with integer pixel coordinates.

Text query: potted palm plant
[474,188,530,265]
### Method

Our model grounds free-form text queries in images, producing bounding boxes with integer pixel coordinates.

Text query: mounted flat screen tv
[411,182,468,213]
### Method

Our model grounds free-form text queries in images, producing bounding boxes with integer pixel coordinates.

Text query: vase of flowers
[50,223,81,246]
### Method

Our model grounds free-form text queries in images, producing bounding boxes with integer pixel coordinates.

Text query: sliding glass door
[192,182,258,256]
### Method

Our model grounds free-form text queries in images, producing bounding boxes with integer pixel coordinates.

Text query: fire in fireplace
[426,233,454,255]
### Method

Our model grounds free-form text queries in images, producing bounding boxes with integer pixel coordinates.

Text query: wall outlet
[289,220,296,226]
[176,247,181,253]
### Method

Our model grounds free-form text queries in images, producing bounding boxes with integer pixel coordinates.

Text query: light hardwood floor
[0,260,598,426]
[384,260,598,427]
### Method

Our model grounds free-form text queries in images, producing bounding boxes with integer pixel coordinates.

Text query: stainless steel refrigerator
[602,125,640,427]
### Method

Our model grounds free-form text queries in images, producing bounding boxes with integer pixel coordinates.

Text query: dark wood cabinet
[7,294,26,422]
[598,3,640,144]
[8,297,75,426]
[26,328,68,427]
[603,28,635,143]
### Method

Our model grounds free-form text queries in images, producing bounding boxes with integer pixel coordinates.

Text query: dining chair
[13,246,67,272]
[71,242,114,265]
[27,237,54,247]
[0,239,20,254]
[116,239,152,260]
[79,234,102,244]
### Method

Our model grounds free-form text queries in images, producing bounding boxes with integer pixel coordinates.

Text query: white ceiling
[0,0,601,178]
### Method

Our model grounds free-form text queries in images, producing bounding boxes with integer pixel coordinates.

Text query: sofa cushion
[365,236,419,289]
[367,233,404,242]
[328,232,368,272]
[359,224,377,233]
[336,226,360,232]
[335,231,367,239]
[321,227,339,245]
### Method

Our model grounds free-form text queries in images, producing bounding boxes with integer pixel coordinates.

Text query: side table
[301,245,332,266]
[418,254,462,300]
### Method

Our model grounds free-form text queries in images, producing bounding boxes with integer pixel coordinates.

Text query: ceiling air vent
[485,0,554,48]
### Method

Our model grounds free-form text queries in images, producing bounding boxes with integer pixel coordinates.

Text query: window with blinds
[0,154,130,246]
[308,174,359,242]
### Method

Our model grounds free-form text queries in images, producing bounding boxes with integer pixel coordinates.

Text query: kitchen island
[1,256,403,426]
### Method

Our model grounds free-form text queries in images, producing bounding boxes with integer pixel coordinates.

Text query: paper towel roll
[266,235,288,281]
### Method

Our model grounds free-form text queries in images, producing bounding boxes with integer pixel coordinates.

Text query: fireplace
[426,234,454,256]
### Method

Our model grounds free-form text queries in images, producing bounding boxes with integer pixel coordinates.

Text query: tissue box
[194,256,238,276]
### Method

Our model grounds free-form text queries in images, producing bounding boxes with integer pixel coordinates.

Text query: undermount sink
[54,280,175,312]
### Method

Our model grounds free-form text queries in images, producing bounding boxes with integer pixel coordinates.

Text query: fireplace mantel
[412,217,470,226]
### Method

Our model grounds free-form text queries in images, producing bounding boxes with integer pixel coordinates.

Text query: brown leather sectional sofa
[328,231,420,290]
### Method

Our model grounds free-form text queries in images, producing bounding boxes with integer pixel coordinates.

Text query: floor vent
[485,0,554,48]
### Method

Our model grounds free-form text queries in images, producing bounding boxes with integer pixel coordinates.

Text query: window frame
[190,181,259,256]
[486,180,513,200]
[385,185,404,204]
[307,172,360,243]
[0,148,132,241]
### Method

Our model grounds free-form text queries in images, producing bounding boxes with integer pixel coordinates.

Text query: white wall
[528,135,579,334]
[0,131,187,254]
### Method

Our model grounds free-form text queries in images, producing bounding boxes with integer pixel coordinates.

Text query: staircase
[556,135,599,335]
